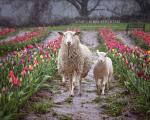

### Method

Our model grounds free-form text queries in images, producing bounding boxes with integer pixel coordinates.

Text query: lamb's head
[96,50,107,64]
[58,31,80,47]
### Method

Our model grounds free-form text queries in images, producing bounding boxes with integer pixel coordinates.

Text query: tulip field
[0,28,16,36]
[0,28,49,56]
[0,27,61,119]
[0,25,150,119]
[130,30,150,50]
[0,28,16,40]
[99,29,150,112]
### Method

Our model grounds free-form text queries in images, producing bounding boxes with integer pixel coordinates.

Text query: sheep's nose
[67,42,71,46]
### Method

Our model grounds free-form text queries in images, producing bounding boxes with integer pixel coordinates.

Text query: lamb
[57,31,92,96]
[93,50,113,95]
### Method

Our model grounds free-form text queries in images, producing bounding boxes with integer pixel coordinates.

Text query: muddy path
[22,31,141,120]
[116,32,136,48]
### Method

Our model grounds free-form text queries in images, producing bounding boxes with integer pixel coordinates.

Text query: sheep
[57,31,92,96]
[93,50,113,95]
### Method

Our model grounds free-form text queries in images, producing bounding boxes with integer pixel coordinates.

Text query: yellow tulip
[29,65,33,71]
[40,55,44,59]
[18,53,21,58]
[147,50,150,54]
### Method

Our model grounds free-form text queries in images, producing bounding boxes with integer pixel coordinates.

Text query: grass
[58,115,72,120]
[48,23,150,31]
[101,93,128,117]
[0,35,7,40]
[92,97,102,103]
[101,101,126,117]
[29,100,54,114]
[65,97,73,104]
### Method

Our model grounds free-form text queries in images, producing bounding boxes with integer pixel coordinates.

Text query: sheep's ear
[74,32,80,36]
[58,32,64,36]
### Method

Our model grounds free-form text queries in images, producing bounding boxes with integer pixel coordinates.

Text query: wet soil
[116,32,136,48]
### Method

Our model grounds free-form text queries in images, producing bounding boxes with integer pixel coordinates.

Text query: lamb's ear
[104,52,108,57]
[74,32,80,36]
[58,32,64,36]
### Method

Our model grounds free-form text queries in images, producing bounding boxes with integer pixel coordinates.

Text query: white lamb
[57,31,92,96]
[93,50,113,95]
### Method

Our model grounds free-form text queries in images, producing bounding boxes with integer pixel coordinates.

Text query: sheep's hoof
[70,93,74,97]
[70,94,74,97]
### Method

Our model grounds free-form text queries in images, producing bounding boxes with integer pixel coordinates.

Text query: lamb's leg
[62,75,66,83]
[102,76,108,95]
[96,79,100,94]
[107,73,113,90]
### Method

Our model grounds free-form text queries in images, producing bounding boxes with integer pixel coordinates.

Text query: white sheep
[57,31,92,96]
[93,50,113,95]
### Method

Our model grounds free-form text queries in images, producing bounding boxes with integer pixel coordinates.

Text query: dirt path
[116,32,136,48]
[43,31,60,45]
[81,31,99,49]
[22,31,140,120]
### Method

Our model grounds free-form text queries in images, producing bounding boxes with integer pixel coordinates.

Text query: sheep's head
[58,31,80,47]
[96,50,107,63]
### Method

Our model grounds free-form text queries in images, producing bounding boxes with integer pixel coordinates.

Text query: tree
[29,0,51,25]
[134,0,150,14]
[65,0,101,17]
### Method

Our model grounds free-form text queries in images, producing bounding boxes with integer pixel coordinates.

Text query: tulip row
[99,28,150,113]
[0,28,16,40]
[0,35,62,119]
[0,28,48,56]
[0,28,16,36]
[130,30,150,50]
[100,28,149,79]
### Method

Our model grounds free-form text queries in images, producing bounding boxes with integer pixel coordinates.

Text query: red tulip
[9,70,21,87]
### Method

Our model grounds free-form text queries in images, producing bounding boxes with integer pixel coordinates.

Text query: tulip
[9,70,21,87]
[21,69,27,76]
[40,55,44,59]
[29,65,33,71]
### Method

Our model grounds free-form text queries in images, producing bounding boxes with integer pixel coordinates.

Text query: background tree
[134,0,150,14]
[65,0,101,17]
[30,0,51,25]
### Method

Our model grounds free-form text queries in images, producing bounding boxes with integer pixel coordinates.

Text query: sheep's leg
[102,76,108,95]
[76,74,81,96]
[70,74,76,96]
[79,77,82,96]
[69,78,73,96]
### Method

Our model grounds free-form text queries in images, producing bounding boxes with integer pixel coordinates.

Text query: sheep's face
[97,51,107,63]
[58,31,80,47]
